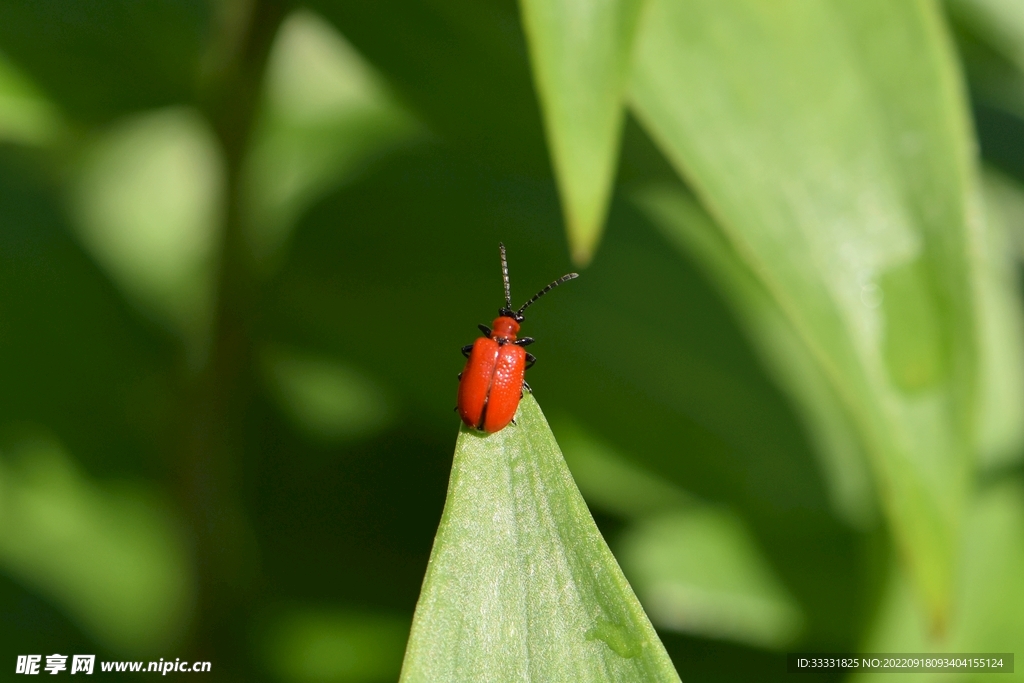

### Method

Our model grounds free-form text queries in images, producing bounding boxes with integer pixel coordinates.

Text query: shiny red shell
[457,316,526,432]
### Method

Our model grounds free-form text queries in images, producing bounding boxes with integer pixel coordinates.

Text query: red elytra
[457,244,577,432]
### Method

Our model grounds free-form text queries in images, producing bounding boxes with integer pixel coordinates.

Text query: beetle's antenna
[499,243,512,311]
[516,272,578,318]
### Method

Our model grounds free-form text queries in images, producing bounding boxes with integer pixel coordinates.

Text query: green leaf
[983,166,1024,259]
[400,394,680,682]
[617,508,803,649]
[949,484,1024,655]
[259,345,395,444]
[945,0,1024,74]
[518,0,645,265]
[944,0,1024,121]
[69,107,223,353]
[242,10,421,268]
[0,50,63,146]
[635,185,876,529]
[0,437,193,654]
[856,483,1024,681]
[973,170,1024,468]
[630,0,977,627]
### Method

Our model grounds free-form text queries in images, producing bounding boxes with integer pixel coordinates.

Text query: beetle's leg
[478,324,492,337]
[457,372,462,380]
[525,352,536,369]
[522,380,533,394]
[514,337,534,347]
[461,344,474,357]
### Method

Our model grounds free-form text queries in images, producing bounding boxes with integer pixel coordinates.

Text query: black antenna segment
[516,272,579,318]
[499,243,512,311]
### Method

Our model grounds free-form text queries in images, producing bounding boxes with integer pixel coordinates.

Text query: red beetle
[457,244,577,432]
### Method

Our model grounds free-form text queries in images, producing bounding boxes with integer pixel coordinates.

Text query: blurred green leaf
[0,51,63,146]
[945,6,1024,121]
[243,10,421,267]
[973,171,1024,467]
[0,437,193,654]
[69,107,223,353]
[983,167,1024,262]
[950,484,1024,660]
[946,0,1024,74]
[400,394,680,682]
[617,508,803,649]
[635,185,876,529]
[306,0,549,174]
[630,0,977,626]
[855,483,1024,683]
[518,0,645,264]
[260,345,395,444]
[264,608,409,683]
[553,414,690,519]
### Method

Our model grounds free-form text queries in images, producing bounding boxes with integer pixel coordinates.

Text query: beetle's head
[498,307,525,323]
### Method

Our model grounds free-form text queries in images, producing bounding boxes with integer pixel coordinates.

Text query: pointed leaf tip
[519,0,645,268]
[400,394,681,682]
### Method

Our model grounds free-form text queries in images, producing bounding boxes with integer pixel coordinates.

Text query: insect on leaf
[400,393,681,683]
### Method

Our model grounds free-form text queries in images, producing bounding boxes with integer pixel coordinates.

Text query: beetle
[457,243,577,432]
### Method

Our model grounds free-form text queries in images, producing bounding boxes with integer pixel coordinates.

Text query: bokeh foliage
[0,0,1023,681]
